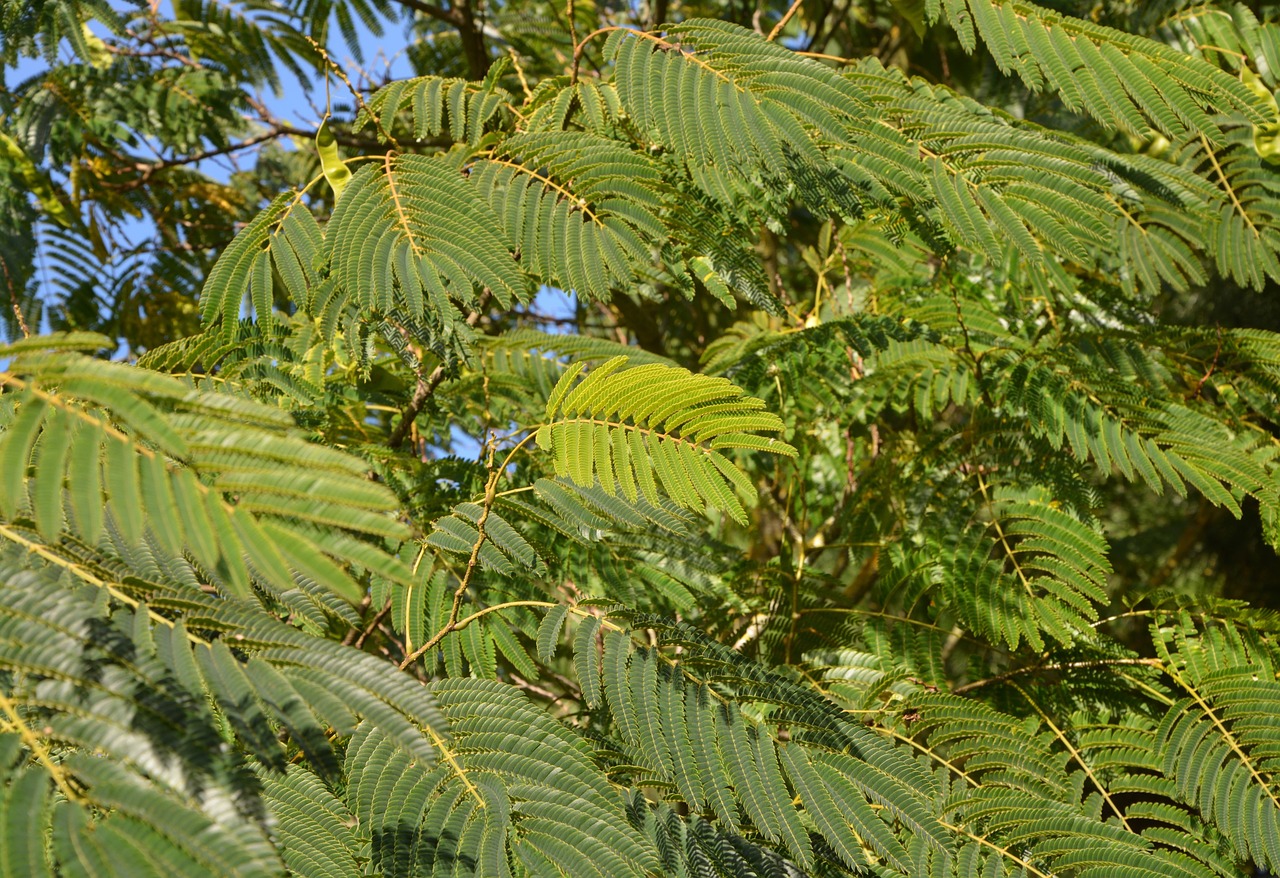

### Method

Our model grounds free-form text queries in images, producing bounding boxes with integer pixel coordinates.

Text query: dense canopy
[4,0,1280,875]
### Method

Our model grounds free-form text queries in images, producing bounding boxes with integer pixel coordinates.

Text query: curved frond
[325,152,528,317]
[470,132,668,300]
[536,356,795,523]
[0,341,412,603]
[930,0,1267,138]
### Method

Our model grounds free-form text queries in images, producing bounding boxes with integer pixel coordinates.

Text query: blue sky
[8,1,577,337]
[8,1,414,183]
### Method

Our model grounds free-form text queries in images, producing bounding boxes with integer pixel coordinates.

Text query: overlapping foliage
[5,0,1280,875]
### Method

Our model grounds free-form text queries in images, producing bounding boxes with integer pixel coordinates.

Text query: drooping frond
[196,194,321,340]
[566,616,949,873]
[359,72,512,145]
[988,342,1274,515]
[605,20,868,211]
[839,57,1253,292]
[338,677,660,878]
[325,153,529,313]
[1148,611,1280,871]
[927,0,1267,138]
[906,689,1232,878]
[0,549,449,876]
[0,336,412,603]
[1170,131,1280,290]
[470,132,669,300]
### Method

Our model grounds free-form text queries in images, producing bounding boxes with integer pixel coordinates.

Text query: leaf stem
[1012,682,1133,831]
[952,657,1163,695]
[767,0,804,41]
[0,688,82,803]
[400,469,502,669]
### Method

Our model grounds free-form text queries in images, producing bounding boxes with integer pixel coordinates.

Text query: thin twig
[354,597,394,648]
[767,0,805,41]
[2,258,29,338]
[128,128,294,181]
[507,47,533,100]
[565,0,579,66]
[304,36,397,145]
[388,310,483,449]
[0,688,82,802]
[1192,324,1223,398]
[952,657,1163,695]
[398,469,501,669]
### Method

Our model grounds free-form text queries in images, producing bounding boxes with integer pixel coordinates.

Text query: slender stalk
[767,0,805,41]
[399,469,501,669]
[0,689,82,803]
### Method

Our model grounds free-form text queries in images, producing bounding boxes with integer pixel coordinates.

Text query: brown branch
[399,470,501,669]
[391,0,461,23]
[767,0,805,41]
[507,673,564,704]
[388,309,483,450]
[389,364,449,450]
[343,596,394,648]
[650,0,669,29]
[97,123,315,193]
[952,658,1163,696]
[456,0,492,79]
[390,0,490,78]
[105,43,201,67]
[133,128,291,177]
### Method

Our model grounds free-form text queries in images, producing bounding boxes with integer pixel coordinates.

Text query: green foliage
[536,356,795,523]
[928,0,1263,136]
[7,0,1280,875]
[0,334,412,604]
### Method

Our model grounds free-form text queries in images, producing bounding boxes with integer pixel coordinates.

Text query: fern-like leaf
[536,356,795,523]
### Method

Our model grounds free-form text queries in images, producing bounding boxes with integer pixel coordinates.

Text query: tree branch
[388,309,483,450]
[343,596,394,648]
[392,0,462,24]
[399,469,501,669]
[952,658,1163,696]
[390,0,490,77]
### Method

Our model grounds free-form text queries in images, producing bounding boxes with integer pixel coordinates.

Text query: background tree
[5,0,1280,875]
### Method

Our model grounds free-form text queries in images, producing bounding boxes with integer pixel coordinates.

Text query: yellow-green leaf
[316,119,352,199]
[0,133,75,228]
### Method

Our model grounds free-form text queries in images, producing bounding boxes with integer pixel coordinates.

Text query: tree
[4,0,1280,874]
